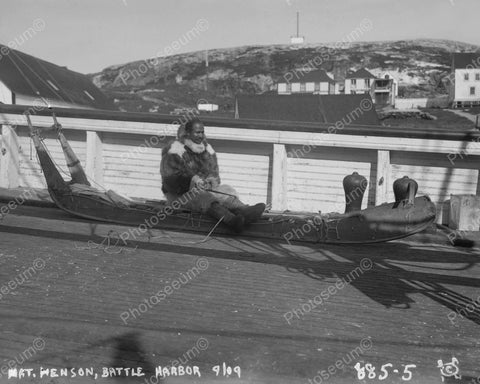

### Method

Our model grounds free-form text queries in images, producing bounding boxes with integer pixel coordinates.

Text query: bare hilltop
[90,39,479,113]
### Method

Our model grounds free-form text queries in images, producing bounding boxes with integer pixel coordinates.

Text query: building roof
[346,68,377,80]
[282,69,334,84]
[452,52,480,70]
[235,94,380,126]
[0,44,113,109]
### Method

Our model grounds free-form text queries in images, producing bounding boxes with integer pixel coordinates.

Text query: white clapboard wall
[286,145,376,213]
[5,121,480,226]
[16,128,87,189]
[101,135,271,203]
[210,139,271,205]
[389,151,480,223]
[102,132,165,199]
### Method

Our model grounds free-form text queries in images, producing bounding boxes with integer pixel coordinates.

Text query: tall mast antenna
[297,11,299,37]
[205,49,208,92]
[290,11,305,44]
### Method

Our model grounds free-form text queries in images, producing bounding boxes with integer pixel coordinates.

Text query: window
[305,82,315,92]
[464,73,470,81]
[470,87,475,96]
[351,79,357,86]
[277,83,287,93]
[365,79,371,87]
[476,73,480,81]
[300,83,306,92]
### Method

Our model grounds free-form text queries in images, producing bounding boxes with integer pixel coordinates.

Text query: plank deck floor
[0,205,479,384]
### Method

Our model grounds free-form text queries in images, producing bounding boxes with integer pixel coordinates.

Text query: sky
[1,0,479,74]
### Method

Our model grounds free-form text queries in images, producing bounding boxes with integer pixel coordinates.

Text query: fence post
[85,131,104,186]
[271,144,288,211]
[375,150,391,205]
[0,125,20,189]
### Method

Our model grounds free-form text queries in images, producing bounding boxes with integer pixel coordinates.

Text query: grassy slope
[382,109,476,130]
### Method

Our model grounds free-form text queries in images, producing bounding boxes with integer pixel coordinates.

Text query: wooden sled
[25,113,436,244]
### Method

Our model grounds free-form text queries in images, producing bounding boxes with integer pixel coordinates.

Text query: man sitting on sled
[160,118,266,232]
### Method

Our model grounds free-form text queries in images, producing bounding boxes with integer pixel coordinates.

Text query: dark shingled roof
[452,52,480,70]
[346,68,377,79]
[0,44,113,109]
[235,94,380,126]
[292,69,334,83]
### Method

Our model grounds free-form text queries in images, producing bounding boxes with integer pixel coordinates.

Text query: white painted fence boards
[16,129,86,189]
[216,152,270,205]
[1,112,479,226]
[4,113,480,155]
[101,132,163,199]
[287,155,373,213]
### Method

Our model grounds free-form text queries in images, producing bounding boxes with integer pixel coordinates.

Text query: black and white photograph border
[0,1,479,383]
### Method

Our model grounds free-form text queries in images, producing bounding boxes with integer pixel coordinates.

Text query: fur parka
[160,130,220,196]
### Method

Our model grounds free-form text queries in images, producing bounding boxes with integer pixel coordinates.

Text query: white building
[277,69,335,95]
[0,44,112,109]
[197,103,218,112]
[344,68,377,95]
[450,52,480,108]
[345,68,397,106]
[372,73,398,106]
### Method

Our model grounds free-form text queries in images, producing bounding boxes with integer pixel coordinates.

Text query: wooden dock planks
[0,205,479,383]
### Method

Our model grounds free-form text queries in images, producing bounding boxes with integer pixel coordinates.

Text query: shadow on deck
[1,206,479,327]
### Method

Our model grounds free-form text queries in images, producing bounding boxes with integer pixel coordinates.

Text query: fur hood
[160,126,220,196]
[166,125,215,156]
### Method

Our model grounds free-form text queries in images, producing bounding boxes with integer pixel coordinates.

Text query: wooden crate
[449,194,480,231]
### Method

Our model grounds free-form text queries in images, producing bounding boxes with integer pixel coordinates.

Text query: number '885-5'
[354,362,417,381]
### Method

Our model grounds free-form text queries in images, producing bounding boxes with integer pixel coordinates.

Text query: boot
[207,202,245,233]
[235,203,266,225]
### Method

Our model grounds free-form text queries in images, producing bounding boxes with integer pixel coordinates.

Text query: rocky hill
[90,39,479,114]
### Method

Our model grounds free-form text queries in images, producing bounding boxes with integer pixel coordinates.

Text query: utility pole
[297,11,299,38]
[205,49,209,92]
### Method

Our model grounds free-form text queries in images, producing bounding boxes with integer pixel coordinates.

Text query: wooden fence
[1,105,480,224]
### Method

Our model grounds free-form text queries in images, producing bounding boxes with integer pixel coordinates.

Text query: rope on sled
[74,230,138,254]
[148,215,225,244]
[74,215,224,255]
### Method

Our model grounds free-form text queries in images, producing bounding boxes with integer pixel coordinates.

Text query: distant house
[372,73,398,106]
[450,52,480,108]
[0,44,113,110]
[344,68,376,95]
[277,69,335,95]
[345,68,397,106]
[235,94,380,126]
